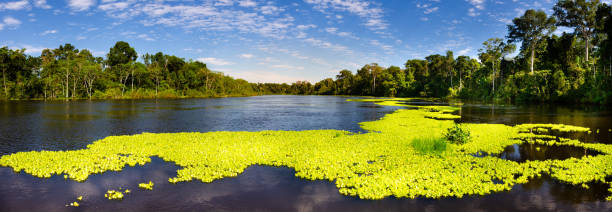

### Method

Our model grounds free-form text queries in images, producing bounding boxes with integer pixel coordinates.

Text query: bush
[444,124,471,144]
[411,137,447,155]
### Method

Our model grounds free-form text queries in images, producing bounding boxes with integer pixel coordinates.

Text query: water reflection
[474,143,601,162]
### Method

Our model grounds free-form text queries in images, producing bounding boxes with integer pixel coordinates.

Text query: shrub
[411,137,447,155]
[444,124,471,144]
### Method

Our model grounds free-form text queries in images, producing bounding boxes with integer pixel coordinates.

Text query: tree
[478,38,516,96]
[82,55,102,99]
[52,44,78,99]
[454,56,473,89]
[364,63,383,95]
[554,0,601,62]
[595,3,611,76]
[508,9,556,73]
[335,69,354,95]
[107,41,137,95]
[0,47,9,97]
[379,66,406,97]
[445,51,455,88]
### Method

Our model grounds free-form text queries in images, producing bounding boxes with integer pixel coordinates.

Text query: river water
[0,96,610,211]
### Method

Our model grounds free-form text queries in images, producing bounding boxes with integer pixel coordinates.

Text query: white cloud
[260,5,283,15]
[467,0,485,10]
[68,0,96,11]
[239,54,254,59]
[215,0,234,6]
[9,44,47,55]
[41,29,57,35]
[34,0,51,9]
[197,57,233,66]
[303,37,351,54]
[238,0,256,7]
[304,0,388,31]
[97,2,296,38]
[271,64,304,70]
[325,27,358,39]
[466,0,485,16]
[458,48,472,55]
[3,16,21,25]
[296,24,316,30]
[0,0,28,10]
[1,16,22,30]
[423,7,438,14]
[468,8,480,17]
[99,1,129,11]
[137,34,155,41]
[370,39,393,53]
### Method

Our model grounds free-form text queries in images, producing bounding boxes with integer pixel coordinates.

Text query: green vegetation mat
[1,98,611,200]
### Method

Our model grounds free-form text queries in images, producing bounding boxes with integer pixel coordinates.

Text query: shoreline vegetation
[2,2,612,104]
[1,98,610,201]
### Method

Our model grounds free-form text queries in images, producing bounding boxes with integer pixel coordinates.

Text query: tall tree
[445,51,455,88]
[364,63,383,95]
[508,9,556,73]
[53,44,78,99]
[478,38,516,96]
[595,3,611,76]
[553,0,601,62]
[335,69,354,95]
[107,41,137,95]
[0,47,9,97]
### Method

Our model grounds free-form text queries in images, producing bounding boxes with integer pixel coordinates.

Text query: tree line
[0,1,611,104]
[300,1,612,104]
[1,41,264,100]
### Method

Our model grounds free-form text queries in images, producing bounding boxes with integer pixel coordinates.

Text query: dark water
[0,95,396,154]
[0,96,611,211]
[473,143,602,162]
[457,103,612,145]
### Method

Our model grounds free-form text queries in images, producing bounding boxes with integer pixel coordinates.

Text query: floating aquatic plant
[1,98,611,201]
[105,190,124,200]
[138,181,154,190]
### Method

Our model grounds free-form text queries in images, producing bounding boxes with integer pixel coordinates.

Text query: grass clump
[444,124,471,144]
[411,137,447,154]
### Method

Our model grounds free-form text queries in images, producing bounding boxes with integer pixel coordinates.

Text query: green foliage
[410,137,447,154]
[444,124,471,144]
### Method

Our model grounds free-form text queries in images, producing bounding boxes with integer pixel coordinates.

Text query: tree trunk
[585,36,589,62]
[72,75,76,99]
[459,69,462,88]
[372,75,376,95]
[65,68,70,99]
[450,69,453,88]
[131,68,134,91]
[492,62,495,97]
[530,48,535,74]
[2,69,6,97]
[72,66,78,99]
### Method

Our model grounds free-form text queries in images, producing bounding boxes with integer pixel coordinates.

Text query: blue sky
[1,0,605,83]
